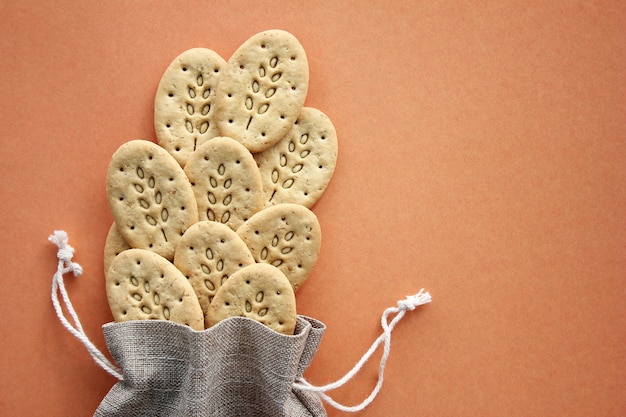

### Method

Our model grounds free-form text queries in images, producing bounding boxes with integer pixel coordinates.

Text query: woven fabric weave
[94,316,327,417]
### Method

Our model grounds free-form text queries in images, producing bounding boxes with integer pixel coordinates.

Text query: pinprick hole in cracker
[168,93,173,97]
[182,67,187,71]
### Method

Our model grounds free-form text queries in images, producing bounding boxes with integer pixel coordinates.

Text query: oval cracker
[214,30,309,153]
[236,203,321,291]
[103,222,131,273]
[174,221,255,318]
[106,249,204,330]
[155,48,227,167]
[106,140,199,260]
[205,263,296,335]
[255,107,338,208]
[184,136,263,230]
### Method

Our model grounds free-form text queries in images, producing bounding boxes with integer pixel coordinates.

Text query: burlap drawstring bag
[49,231,431,416]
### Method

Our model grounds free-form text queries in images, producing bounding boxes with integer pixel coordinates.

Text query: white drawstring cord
[294,289,432,412]
[49,230,124,380]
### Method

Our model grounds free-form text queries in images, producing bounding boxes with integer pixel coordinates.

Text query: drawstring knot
[48,230,123,380]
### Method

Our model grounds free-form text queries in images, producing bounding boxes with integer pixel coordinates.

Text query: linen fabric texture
[94,315,327,417]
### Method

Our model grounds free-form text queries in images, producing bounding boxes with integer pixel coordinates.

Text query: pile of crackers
[103,30,337,335]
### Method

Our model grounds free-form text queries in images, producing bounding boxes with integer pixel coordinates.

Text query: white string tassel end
[294,289,432,412]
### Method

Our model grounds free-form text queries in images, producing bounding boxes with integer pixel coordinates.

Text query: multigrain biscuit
[214,30,309,153]
[205,263,296,335]
[184,137,263,231]
[103,222,131,273]
[154,48,227,167]
[106,140,199,260]
[105,249,204,330]
[254,107,338,208]
[174,221,255,318]
[236,203,321,291]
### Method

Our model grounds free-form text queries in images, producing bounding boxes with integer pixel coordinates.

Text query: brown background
[1,1,624,416]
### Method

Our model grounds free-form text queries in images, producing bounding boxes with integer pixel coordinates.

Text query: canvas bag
[49,231,431,416]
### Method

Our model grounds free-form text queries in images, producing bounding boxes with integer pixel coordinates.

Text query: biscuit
[205,263,296,335]
[236,203,321,291]
[173,220,255,318]
[103,222,131,273]
[105,249,204,330]
[154,48,227,167]
[106,139,199,260]
[184,136,263,230]
[214,30,309,153]
[254,107,338,208]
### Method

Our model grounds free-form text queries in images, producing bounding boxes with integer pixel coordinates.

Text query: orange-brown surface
[1,1,624,416]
